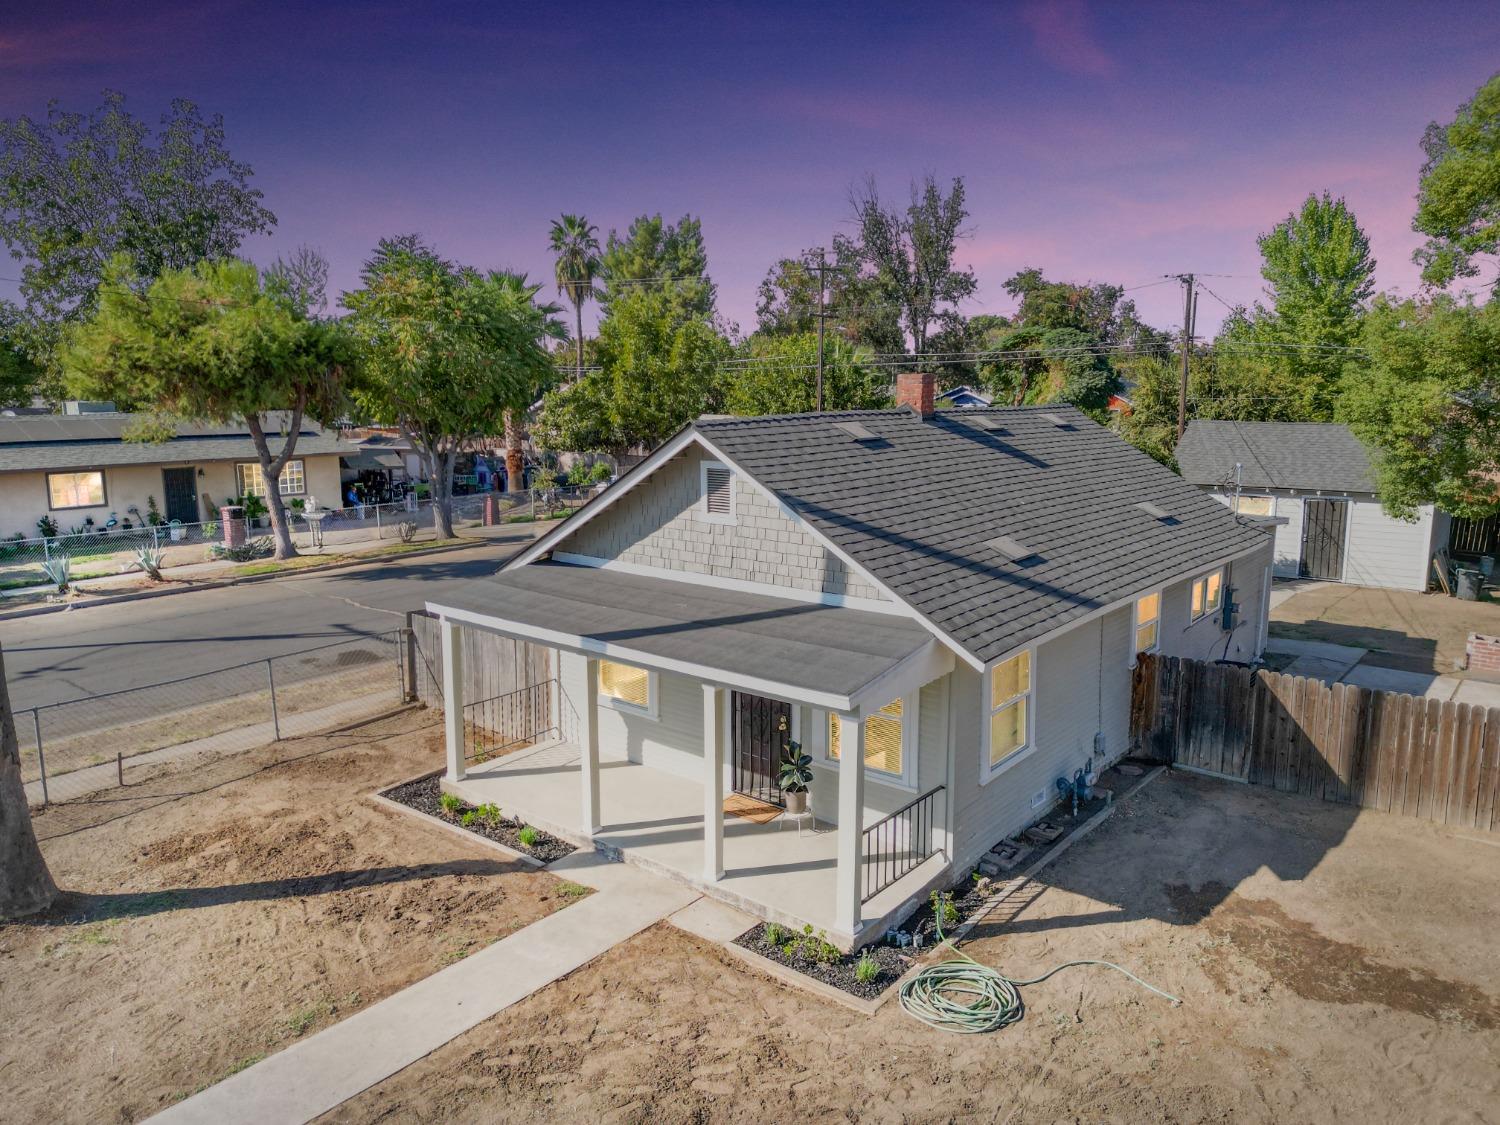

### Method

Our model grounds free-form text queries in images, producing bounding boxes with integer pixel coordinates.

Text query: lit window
[1133,591,1161,656]
[828,697,907,778]
[598,660,654,714]
[1190,569,1224,623]
[237,460,305,498]
[699,461,735,523]
[988,650,1032,771]
[1234,495,1273,517]
[47,471,106,510]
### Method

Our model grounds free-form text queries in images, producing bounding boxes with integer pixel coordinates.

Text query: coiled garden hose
[897,917,1181,1034]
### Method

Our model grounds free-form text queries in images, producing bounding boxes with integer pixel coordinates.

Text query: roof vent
[972,417,1009,434]
[1039,412,1073,429]
[1137,502,1169,520]
[985,535,1038,563]
[832,420,878,441]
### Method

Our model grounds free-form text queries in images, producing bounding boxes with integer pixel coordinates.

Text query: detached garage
[1176,421,1451,592]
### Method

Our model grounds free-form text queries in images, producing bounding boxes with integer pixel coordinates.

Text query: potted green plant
[778,738,813,815]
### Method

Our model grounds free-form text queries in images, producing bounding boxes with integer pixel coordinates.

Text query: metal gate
[161,466,198,524]
[1450,514,1497,560]
[1299,499,1348,580]
[731,692,789,806]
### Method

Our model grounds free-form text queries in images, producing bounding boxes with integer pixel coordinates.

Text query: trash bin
[1455,567,1483,601]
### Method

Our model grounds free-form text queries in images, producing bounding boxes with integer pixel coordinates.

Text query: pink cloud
[1019,1,1118,80]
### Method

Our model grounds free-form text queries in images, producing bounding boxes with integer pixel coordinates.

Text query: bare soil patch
[325,770,1500,1124]
[0,709,573,1123]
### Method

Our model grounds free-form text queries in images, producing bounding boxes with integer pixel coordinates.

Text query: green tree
[534,286,728,459]
[495,271,566,494]
[0,91,275,395]
[850,174,977,355]
[1246,191,1375,419]
[1340,294,1500,519]
[979,325,1120,414]
[1414,73,1500,293]
[599,214,716,320]
[342,237,558,538]
[549,214,601,384]
[0,304,39,409]
[62,254,350,559]
[724,333,888,416]
[755,236,905,355]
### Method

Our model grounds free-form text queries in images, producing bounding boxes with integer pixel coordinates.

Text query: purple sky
[4,1,1499,339]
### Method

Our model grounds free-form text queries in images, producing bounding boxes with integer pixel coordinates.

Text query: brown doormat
[724,793,783,825]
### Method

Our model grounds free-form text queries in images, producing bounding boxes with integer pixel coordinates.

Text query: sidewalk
[150,851,699,1125]
[1263,636,1500,708]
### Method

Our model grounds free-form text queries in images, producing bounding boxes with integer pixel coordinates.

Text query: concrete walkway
[150,850,699,1125]
[1264,636,1500,708]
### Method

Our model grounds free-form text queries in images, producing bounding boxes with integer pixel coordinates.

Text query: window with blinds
[700,462,735,523]
[828,697,906,777]
[988,650,1031,772]
[598,660,651,712]
[1133,591,1160,656]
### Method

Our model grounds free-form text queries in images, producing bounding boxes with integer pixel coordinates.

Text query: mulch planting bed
[734,782,1129,999]
[383,775,576,864]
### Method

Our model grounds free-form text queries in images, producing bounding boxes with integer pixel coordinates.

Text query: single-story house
[426,372,1274,950]
[1175,420,1460,591]
[0,411,349,537]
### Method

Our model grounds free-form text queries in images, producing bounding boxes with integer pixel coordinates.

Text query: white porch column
[702,684,726,881]
[441,618,465,782]
[580,657,601,835]
[835,711,865,937]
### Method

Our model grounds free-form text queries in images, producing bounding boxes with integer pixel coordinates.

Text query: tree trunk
[424,442,457,541]
[245,409,303,561]
[574,300,584,384]
[504,408,524,494]
[0,644,57,920]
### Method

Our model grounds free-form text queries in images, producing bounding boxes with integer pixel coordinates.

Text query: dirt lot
[1271,581,1500,675]
[326,770,1500,1124]
[0,709,572,1123]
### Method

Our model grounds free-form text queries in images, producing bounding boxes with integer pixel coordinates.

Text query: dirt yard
[1271,581,1500,675]
[0,709,574,1124]
[325,770,1500,1124]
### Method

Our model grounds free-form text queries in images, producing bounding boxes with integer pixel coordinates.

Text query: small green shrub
[517,825,540,848]
[930,889,959,931]
[854,952,881,983]
[438,792,463,815]
[477,802,502,826]
[764,922,786,946]
[460,809,478,827]
[42,555,71,593]
[36,514,58,538]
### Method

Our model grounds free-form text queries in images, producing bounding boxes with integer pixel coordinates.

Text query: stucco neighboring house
[425,372,1274,950]
[1175,420,1456,592]
[0,411,348,537]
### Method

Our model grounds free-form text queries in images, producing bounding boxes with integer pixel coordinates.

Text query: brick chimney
[896,371,936,419]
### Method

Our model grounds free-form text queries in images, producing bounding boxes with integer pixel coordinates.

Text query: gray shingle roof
[688,405,1268,666]
[1175,421,1377,494]
[0,413,349,472]
[429,561,934,702]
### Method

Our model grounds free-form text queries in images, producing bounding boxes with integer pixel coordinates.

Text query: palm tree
[548,214,601,385]
[492,271,567,494]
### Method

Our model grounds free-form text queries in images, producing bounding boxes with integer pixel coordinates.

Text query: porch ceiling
[425,561,941,710]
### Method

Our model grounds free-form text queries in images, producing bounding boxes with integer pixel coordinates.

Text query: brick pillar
[896,371,936,419]
[483,494,499,526]
[221,505,245,549]
[1466,633,1500,683]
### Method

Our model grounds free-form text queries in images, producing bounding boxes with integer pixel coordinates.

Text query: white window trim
[597,660,659,720]
[811,695,918,791]
[237,460,307,498]
[1189,567,1226,624]
[697,460,736,525]
[981,645,1036,784]
[1130,588,1162,666]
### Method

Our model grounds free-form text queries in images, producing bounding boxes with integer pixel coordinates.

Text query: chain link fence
[17,630,409,807]
[1,487,599,593]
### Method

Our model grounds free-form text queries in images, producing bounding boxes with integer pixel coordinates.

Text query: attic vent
[700,462,735,523]
[973,417,1009,434]
[832,420,878,441]
[985,535,1037,563]
[1039,412,1072,428]
[1137,502,1170,520]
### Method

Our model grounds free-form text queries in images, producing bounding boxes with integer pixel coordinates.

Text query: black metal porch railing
[463,680,557,763]
[861,784,945,902]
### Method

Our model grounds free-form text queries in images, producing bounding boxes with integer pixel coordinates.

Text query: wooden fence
[1130,654,1500,832]
[407,610,553,712]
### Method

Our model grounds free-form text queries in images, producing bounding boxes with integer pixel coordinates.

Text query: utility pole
[1174,273,1197,442]
[814,247,828,412]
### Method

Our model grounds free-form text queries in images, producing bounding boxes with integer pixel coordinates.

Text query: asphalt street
[0,537,528,711]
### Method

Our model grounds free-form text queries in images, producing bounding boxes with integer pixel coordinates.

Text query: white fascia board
[425,602,855,713]
[977,537,1274,674]
[848,637,955,715]
[691,432,986,673]
[504,426,704,571]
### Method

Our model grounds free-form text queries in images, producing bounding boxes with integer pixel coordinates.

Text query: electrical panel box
[1220,585,1239,632]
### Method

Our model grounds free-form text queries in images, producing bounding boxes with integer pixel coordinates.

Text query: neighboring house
[1176,420,1454,592]
[427,373,1274,949]
[0,411,348,536]
[935,384,993,408]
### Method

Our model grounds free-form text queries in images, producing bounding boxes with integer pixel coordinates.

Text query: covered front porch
[428,561,959,949]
